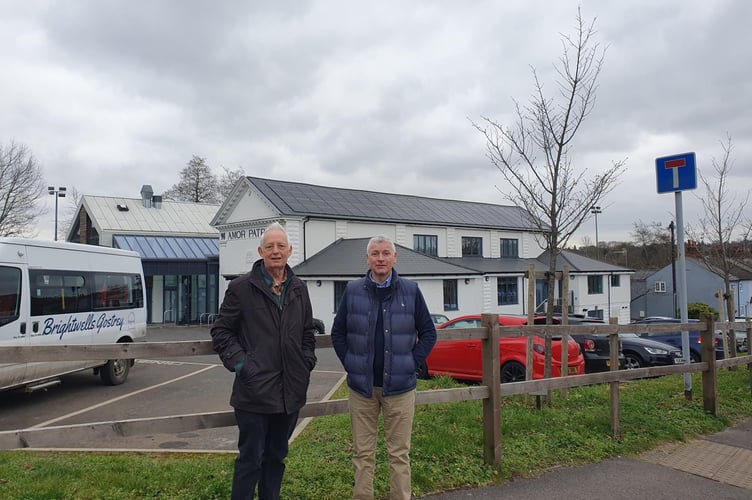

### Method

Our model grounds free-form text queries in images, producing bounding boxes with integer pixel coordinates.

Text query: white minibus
[0,238,147,392]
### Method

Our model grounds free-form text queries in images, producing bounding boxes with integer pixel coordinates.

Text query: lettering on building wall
[220,228,265,241]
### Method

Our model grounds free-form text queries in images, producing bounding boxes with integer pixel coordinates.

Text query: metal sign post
[656,152,696,400]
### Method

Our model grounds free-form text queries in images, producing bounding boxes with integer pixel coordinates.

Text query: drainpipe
[302,217,309,261]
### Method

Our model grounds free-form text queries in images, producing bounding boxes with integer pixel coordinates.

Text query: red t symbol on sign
[665,158,686,189]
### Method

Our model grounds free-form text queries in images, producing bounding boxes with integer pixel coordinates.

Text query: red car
[419,314,585,383]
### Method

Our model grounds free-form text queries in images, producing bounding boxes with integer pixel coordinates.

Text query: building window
[413,234,438,256]
[654,281,667,293]
[611,274,620,287]
[500,238,519,258]
[497,277,518,305]
[587,275,603,295]
[461,237,482,257]
[443,279,458,311]
[334,281,348,312]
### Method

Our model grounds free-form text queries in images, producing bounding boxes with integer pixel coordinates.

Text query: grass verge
[1,369,751,499]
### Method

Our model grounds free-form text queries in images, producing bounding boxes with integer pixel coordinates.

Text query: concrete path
[422,418,752,499]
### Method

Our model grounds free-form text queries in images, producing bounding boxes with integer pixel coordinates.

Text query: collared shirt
[367,271,392,289]
[261,263,287,308]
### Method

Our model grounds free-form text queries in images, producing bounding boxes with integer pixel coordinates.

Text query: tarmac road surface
[0,324,345,452]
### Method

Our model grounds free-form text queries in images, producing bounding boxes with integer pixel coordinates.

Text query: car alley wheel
[500,361,525,383]
[622,353,642,369]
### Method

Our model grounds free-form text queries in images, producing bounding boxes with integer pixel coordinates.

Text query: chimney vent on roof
[152,195,162,209]
[116,203,129,212]
[140,185,154,208]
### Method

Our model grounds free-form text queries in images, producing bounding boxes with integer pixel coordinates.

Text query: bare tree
[0,141,46,237]
[474,8,626,339]
[217,165,246,200]
[61,186,83,240]
[687,134,751,325]
[630,220,673,270]
[163,155,220,203]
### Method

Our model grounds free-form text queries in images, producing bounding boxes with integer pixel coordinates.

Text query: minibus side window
[0,266,22,326]
[29,271,89,315]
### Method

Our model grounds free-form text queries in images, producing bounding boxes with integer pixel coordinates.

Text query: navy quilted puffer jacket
[331,269,436,398]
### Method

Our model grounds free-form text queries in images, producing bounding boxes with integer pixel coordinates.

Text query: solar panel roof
[247,177,543,231]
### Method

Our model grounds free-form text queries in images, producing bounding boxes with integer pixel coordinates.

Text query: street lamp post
[591,206,602,258]
[48,186,67,241]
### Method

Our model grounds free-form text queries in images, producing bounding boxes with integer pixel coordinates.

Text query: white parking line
[29,365,218,429]
[137,359,220,367]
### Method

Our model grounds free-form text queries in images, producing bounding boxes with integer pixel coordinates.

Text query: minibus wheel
[100,358,130,385]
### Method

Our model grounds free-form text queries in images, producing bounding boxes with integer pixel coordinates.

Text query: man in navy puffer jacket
[331,235,436,500]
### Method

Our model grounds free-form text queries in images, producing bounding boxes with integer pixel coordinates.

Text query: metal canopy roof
[113,235,218,261]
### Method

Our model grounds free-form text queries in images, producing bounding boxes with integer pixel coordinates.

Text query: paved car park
[0,324,346,451]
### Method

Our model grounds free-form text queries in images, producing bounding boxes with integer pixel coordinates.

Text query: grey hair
[260,222,289,246]
[366,235,396,254]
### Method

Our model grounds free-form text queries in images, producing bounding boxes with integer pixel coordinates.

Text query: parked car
[313,318,326,335]
[550,316,625,373]
[551,315,685,372]
[619,333,683,369]
[630,318,724,362]
[419,314,585,383]
[733,318,749,352]
[430,313,450,326]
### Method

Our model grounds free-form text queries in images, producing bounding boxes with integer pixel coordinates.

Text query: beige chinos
[349,387,416,500]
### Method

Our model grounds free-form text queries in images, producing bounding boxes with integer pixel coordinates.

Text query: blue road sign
[656,152,697,193]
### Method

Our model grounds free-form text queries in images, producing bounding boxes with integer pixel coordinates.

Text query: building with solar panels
[211,177,633,331]
[66,185,221,325]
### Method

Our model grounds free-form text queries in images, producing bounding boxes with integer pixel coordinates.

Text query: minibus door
[0,265,28,390]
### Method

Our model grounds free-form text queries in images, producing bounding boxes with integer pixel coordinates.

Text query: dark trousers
[232,409,300,500]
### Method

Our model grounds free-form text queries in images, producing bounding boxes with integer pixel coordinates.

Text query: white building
[67,185,221,324]
[211,177,633,330]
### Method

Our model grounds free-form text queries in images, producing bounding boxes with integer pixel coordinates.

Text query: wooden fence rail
[1,315,751,467]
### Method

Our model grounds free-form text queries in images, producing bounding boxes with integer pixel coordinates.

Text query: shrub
[687,302,718,320]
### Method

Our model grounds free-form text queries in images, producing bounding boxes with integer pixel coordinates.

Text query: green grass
[2,370,752,499]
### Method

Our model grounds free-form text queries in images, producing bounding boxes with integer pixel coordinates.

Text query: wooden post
[481,313,501,466]
[525,264,535,407]
[701,313,718,416]
[746,318,752,398]
[560,267,570,399]
[608,317,620,440]
[716,290,730,361]
[526,264,535,384]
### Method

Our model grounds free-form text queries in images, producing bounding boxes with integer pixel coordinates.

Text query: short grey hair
[366,235,395,254]
[260,222,289,246]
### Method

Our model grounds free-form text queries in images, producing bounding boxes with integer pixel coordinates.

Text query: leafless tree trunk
[473,9,626,380]
[0,141,46,237]
[60,186,82,241]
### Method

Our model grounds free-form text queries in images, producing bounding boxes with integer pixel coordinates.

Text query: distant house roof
[240,177,544,231]
[537,249,632,274]
[293,238,478,278]
[113,235,219,261]
[74,195,220,237]
[441,257,532,274]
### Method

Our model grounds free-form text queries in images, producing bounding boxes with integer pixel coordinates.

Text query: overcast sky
[2,0,750,246]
